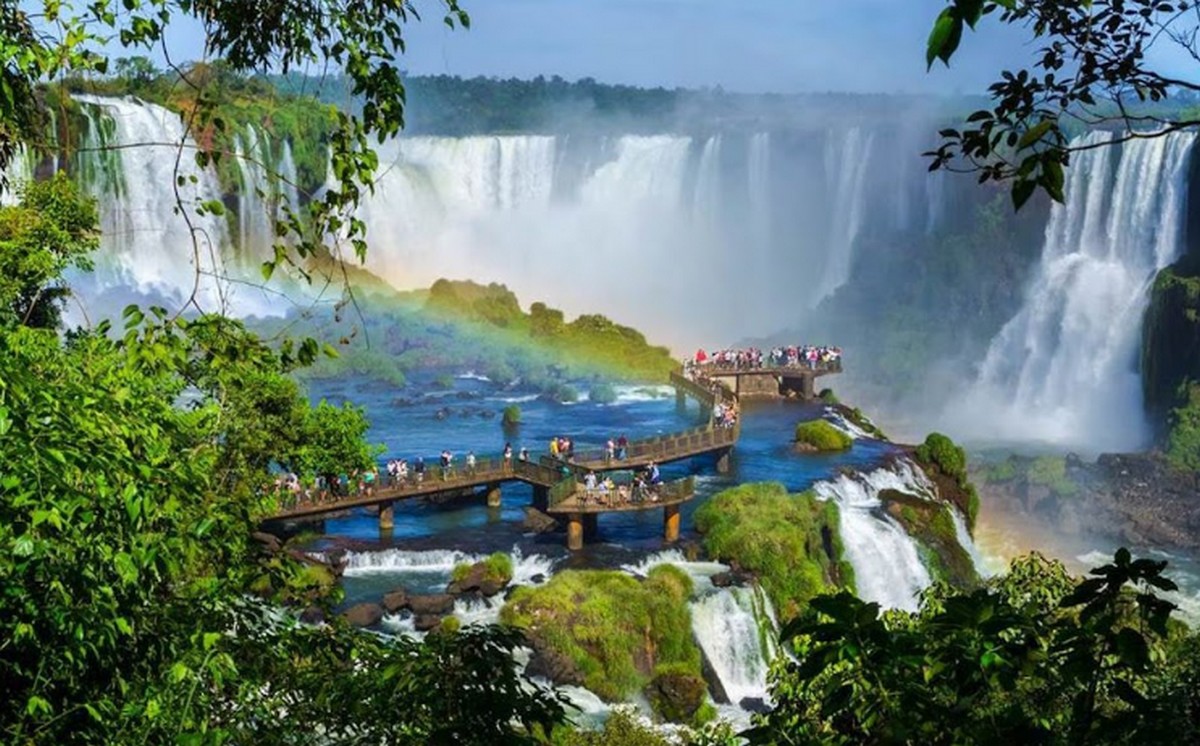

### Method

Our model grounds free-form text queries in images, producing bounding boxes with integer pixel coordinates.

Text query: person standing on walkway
[466,450,476,475]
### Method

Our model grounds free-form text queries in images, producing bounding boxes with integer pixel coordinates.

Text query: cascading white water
[690,586,776,707]
[692,135,723,227]
[747,133,774,319]
[812,461,933,612]
[232,125,303,263]
[69,96,278,316]
[815,127,875,304]
[0,146,30,205]
[958,131,1195,452]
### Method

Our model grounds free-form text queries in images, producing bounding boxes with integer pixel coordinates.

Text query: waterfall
[232,125,302,262]
[691,586,776,707]
[1,146,30,205]
[692,135,723,227]
[960,131,1195,452]
[812,462,933,611]
[816,127,875,304]
[748,133,773,318]
[69,95,275,316]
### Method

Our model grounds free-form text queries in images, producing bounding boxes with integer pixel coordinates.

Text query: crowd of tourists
[689,345,842,371]
[579,461,664,507]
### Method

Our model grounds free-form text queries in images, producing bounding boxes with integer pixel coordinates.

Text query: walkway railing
[693,359,843,375]
[549,475,696,514]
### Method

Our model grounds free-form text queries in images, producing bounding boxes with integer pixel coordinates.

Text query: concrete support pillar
[663,504,681,543]
[801,373,815,400]
[486,483,502,508]
[379,501,395,531]
[716,449,731,474]
[567,514,584,551]
[583,513,599,539]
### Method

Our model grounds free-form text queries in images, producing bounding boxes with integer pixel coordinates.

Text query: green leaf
[927,9,962,69]
[1012,179,1036,211]
[1018,120,1054,150]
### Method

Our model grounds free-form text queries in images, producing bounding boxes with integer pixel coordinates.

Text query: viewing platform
[690,360,842,399]
[546,476,696,550]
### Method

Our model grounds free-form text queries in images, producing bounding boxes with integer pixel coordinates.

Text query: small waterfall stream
[691,586,776,707]
[812,461,935,612]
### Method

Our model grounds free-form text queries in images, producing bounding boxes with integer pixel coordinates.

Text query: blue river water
[303,372,896,605]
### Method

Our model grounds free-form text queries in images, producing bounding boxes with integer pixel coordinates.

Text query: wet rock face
[975,452,1200,551]
[522,637,584,688]
[644,669,707,723]
[413,614,443,632]
[341,602,384,628]
[382,589,409,613]
[447,564,506,597]
[522,506,559,534]
[407,593,456,616]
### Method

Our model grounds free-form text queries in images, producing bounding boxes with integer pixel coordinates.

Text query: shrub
[588,382,618,404]
[694,483,848,619]
[915,432,968,486]
[482,552,514,585]
[500,567,700,705]
[818,388,839,404]
[502,405,522,426]
[794,420,853,452]
[433,373,455,390]
[1027,456,1078,497]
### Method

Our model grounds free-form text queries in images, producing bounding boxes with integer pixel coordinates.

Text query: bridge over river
[264,359,840,549]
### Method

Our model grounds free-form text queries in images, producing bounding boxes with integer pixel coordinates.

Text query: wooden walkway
[262,357,786,548]
[546,477,696,550]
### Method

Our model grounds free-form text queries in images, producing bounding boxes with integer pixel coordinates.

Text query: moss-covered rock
[588,382,618,404]
[794,420,853,452]
[1143,264,1200,437]
[643,663,708,725]
[879,489,979,587]
[448,552,513,596]
[913,432,981,530]
[693,483,851,620]
[502,404,522,427]
[500,566,702,716]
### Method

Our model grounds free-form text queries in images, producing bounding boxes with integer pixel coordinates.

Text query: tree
[747,550,1199,745]
[0,173,98,328]
[289,399,383,486]
[926,0,1200,209]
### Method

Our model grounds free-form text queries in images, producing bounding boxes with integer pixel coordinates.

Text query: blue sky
[391,0,1028,93]
[140,0,1034,94]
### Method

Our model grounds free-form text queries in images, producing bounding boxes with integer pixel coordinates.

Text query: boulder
[644,668,707,723]
[447,563,508,597]
[341,602,384,628]
[382,589,409,613]
[710,572,735,588]
[523,638,585,687]
[522,506,559,534]
[251,531,282,553]
[408,593,456,616]
[299,606,325,625]
[413,614,443,632]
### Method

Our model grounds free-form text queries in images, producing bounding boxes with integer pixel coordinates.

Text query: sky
[391,0,1029,94]
[142,0,1044,95]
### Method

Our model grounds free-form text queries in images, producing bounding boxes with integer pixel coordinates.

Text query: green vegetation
[818,388,839,404]
[501,566,703,721]
[914,431,981,529]
[693,483,851,620]
[252,280,677,398]
[451,552,515,587]
[1143,263,1200,472]
[880,490,978,587]
[503,404,523,427]
[750,549,1200,745]
[794,419,853,452]
[1028,455,1080,498]
[0,174,98,329]
[1166,382,1200,472]
[589,382,618,404]
[553,706,738,746]
[0,177,566,744]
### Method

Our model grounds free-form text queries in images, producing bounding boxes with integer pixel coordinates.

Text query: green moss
[433,373,455,390]
[794,420,853,452]
[818,388,839,404]
[451,552,514,587]
[1166,382,1200,472]
[880,490,978,588]
[915,432,968,486]
[500,567,700,703]
[693,483,848,620]
[588,382,618,404]
[1027,456,1079,497]
[502,405,522,426]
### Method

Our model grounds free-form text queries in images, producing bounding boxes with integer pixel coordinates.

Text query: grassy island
[794,419,853,452]
[693,483,852,620]
[500,566,708,723]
